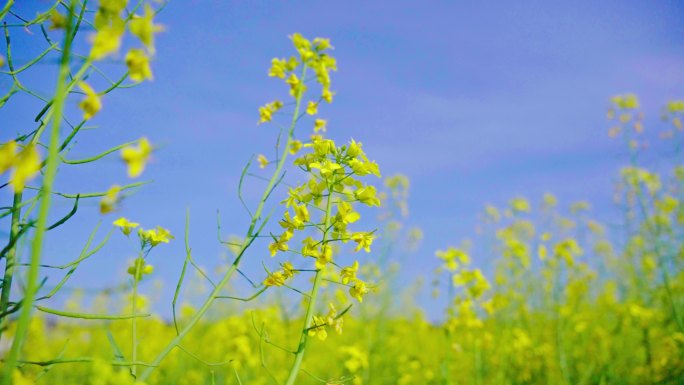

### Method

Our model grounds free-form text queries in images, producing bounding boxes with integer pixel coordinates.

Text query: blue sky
[2,0,684,318]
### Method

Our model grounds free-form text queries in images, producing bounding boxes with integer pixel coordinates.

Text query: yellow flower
[315,244,333,269]
[325,303,343,335]
[129,4,162,51]
[282,262,297,280]
[289,140,303,154]
[306,101,318,115]
[90,26,123,60]
[258,100,284,124]
[49,9,67,30]
[121,138,152,178]
[100,185,121,214]
[113,217,139,235]
[78,82,102,119]
[354,185,381,206]
[0,140,18,174]
[351,232,374,253]
[313,38,333,51]
[291,33,314,62]
[293,204,310,223]
[314,119,327,133]
[257,154,269,169]
[335,202,361,225]
[263,271,286,287]
[509,197,530,213]
[268,57,297,78]
[308,315,328,341]
[9,144,41,192]
[125,49,153,82]
[322,88,334,103]
[349,279,369,302]
[611,94,639,110]
[139,226,173,246]
[309,160,342,178]
[128,257,154,281]
[340,261,359,284]
[268,231,292,256]
[286,73,306,97]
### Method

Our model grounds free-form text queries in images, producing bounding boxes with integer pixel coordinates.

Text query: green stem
[0,192,22,342]
[137,64,309,382]
[0,2,74,383]
[131,259,141,377]
[284,175,335,385]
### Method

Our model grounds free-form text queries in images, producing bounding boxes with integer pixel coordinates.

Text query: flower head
[121,138,152,178]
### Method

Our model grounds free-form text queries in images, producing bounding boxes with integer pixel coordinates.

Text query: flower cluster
[77,1,161,121]
[0,141,41,192]
[113,217,172,281]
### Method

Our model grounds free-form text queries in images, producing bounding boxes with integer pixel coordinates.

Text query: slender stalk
[138,65,309,382]
[0,192,22,341]
[284,175,335,385]
[131,257,142,377]
[0,2,74,383]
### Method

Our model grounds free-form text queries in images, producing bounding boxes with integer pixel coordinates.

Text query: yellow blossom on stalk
[306,101,318,115]
[113,217,139,235]
[258,100,284,124]
[509,197,530,213]
[314,119,327,132]
[301,236,319,258]
[453,269,490,298]
[335,202,361,228]
[128,257,154,281]
[257,154,269,169]
[350,279,369,302]
[289,140,303,154]
[8,144,41,192]
[121,138,152,178]
[286,73,306,97]
[341,261,359,284]
[78,82,102,119]
[90,27,124,60]
[100,185,121,214]
[309,160,342,178]
[322,88,334,103]
[268,58,292,78]
[282,262,297,279]
[553,238,582,266]
[263,271,286,287]
[436,247,469,271]
[308,315,327,341]
[291,33,314,61]
[611,94,639,110]
[49,9,67,30]
[351,232,374,253]
[269,231,292,256]
[313,37,333,51]
[139,226,173,246]
[354,185,381,206]
[315,244,333,269]
[293,204,310,223]
[0,140,18,174]
[126,49,153,82]
[129,4,162,52]
[325,303,343,335]
[89,0,126,59]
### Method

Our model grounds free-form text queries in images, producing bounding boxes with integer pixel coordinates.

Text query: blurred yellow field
[2,1,684,384]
